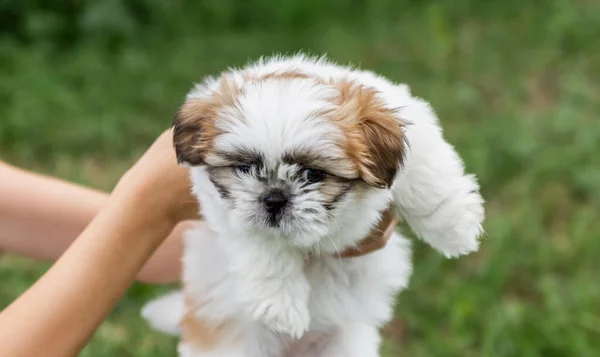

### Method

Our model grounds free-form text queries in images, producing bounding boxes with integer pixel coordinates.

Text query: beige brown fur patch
[180,294,238,351]
[328,81,406,188]
[243,70,313,83]
[173,77,242,165]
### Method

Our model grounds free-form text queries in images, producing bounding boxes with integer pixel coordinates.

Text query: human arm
[0,160,188,283]
[0,130,198,356]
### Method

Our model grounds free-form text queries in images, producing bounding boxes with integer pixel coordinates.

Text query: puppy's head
[173,73,405,248]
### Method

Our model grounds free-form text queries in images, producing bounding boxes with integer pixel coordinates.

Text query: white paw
[252,297,310,339]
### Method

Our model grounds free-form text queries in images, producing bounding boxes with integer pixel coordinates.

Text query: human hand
[111,129,200,227]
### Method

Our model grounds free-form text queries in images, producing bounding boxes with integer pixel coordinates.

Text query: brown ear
[332,82,406,188]
[172,78,240,165]
[172,99,218,165]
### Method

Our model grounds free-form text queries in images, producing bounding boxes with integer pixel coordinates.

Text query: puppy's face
[174,73,405,248]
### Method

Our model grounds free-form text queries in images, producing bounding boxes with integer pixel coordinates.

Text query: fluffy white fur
[142,55,485,357]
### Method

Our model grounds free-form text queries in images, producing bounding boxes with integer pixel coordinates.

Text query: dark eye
[236,165,252,175]
[301,168,325,183]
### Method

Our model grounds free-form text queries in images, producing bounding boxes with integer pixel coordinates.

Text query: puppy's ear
[391,95,485,257]
[172,77,239,165]
[332,82,406,188]
[172,99,216,166]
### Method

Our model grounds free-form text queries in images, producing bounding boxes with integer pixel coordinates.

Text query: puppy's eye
[236,165,252,175]
[301,168,325,183]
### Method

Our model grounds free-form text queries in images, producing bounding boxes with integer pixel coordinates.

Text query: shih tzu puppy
[142,55,484,357]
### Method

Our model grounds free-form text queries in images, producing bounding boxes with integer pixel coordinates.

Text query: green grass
[1,0,600,356]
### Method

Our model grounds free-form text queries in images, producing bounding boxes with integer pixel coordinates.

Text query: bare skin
[0,129,198,356]
[0,158,188,283]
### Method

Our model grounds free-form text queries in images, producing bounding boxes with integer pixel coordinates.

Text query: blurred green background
[1,0,599,356]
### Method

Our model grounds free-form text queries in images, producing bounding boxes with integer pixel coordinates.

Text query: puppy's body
[168,221,410,357]
[142,55,484,357]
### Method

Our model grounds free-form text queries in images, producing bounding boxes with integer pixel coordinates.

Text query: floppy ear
[391,96,485,258]
[172,99,217,166]
[172,77,239,165]
[332,82,406,188]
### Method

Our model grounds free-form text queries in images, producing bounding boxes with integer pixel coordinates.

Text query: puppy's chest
[303,258,376,326]
[303,257,362,287]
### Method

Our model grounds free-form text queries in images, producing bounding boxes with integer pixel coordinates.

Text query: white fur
[141,291,185,336]
[142,55,485,356]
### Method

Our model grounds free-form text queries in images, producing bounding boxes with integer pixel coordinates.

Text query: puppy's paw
[252,297,310,339]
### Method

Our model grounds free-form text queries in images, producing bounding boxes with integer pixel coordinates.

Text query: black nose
[263,190,288,215]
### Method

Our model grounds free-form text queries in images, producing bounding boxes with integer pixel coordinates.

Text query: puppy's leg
[229,238,311,339]
[314,324,381,357]
[391,95,484,257]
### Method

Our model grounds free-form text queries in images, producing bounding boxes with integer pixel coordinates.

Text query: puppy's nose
[263,190,288,215]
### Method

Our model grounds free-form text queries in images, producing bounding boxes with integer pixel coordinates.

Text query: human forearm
[0,161,106,259]
[0,189,176,356]
[0,160,184,283]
